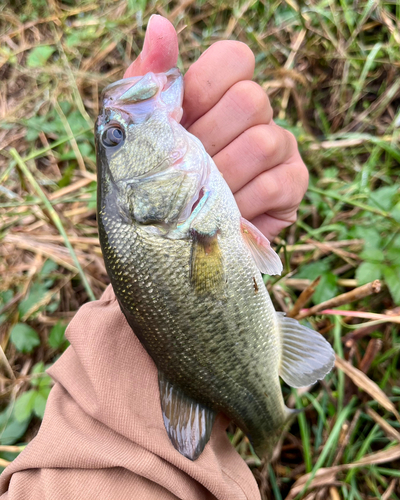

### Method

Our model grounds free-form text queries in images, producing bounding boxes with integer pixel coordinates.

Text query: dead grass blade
[335,355,400,423]
[288,276,321,318]
[365,407,400,442]
[9,149,95,300]
[285,444,400,499]
[382,479,397,500]
[296,281,381,319]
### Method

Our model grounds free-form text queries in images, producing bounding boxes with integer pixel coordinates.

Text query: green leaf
[18,282,49,319]
[354,227,381,249]
[387,248,400,266]
[296,260,330,280]
[0,417,30,445]
[368,186,398,212]
[356,262,383,285]
[27,46,55,68]
[359,248,384,263]
[48,321,67,349]
[391,201,400,223]
[14,391,36,422]
[0,403,30,444]
[30,362,52,388]
[39,259,58,277]
[30,362,45,387]
[10,324,40,353]
[313,272,338,304]
[383,266,400,305]
[33,392,48,419]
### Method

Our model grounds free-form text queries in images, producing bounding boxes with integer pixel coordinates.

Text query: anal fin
[240,217,282,276]
[158,371,216,461]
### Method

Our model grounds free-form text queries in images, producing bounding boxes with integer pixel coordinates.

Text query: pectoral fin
[278,313,335,388]
[190,231,224,295]
[158,371,216,460]
[240,217,282,276]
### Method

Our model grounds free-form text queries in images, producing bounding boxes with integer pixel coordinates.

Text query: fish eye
[101,126,125,148]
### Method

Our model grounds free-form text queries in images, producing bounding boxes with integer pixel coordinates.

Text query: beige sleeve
[0,286,260,500]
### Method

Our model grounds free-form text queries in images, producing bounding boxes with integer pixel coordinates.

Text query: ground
[0,1,400,499]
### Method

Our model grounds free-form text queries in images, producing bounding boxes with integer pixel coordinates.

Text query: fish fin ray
[278,313,335,388]
[240,217,282,276]
[190,230,225,295]
[158,371,216,461]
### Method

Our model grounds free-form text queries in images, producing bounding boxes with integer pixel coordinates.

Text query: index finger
[181,41,256,128]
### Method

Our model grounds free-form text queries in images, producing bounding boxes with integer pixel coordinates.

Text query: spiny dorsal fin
[277,313,335,388]
[240,217,282,276]
[190,230,224,295]
[158,371,216,461]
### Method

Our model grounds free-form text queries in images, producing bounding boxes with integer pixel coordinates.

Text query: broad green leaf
[387,248,400,266]
[0,418,30,445]
[0,404,29,444]
[356,262,383,285]
[0,290,13,305]
[368,185,398,212]
[27,46,55,68]
[39,259,58,277]
[48,322,67,349]
[30,362,52,388]
[18,282,49,319]
[33,392,48,419]
[38,375,53,389]
[30,362,45,387]
[353,227,381,249]
[391,201,400,223]
[14,391,36,422]
[296,260,330,280]
[313,272,338,304]
[360,248,384,263]
[10,324,40,353]
[383,266,400,305]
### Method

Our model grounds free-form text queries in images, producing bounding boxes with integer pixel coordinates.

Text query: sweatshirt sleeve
[0,286,260,500]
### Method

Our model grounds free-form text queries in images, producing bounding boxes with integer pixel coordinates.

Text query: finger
[124,15,179,78]
[212,124,296,193]
[233,155,309,221]
[250,213,298,241]
[187,81,272,157]
[181,41,255,129]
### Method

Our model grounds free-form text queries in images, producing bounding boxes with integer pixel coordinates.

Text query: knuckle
[207,41,255,74]
[229,81,270,120]
[249,125,280,162]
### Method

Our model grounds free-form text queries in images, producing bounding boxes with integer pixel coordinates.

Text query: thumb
[124,15,179,78]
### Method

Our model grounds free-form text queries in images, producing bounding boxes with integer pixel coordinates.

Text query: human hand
[124,15,309,241]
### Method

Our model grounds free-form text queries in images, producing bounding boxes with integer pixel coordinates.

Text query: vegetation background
[0,0,400,498]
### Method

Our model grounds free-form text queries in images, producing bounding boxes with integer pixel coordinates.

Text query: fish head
[96,68,209,228]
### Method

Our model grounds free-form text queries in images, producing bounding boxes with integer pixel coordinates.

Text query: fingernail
[142,14,158,60]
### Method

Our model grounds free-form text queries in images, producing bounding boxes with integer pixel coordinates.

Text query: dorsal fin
[158,371,216,460]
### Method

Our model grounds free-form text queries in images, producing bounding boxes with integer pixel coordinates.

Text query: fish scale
[96,68,335,459]
[98,181,285,452]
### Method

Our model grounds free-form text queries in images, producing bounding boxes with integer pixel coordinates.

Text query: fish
[95,68,335,461]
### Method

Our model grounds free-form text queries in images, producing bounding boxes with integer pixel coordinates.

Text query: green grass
[1,0,400,498]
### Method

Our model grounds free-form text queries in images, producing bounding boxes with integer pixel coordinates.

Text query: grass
[1,0,400,498]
